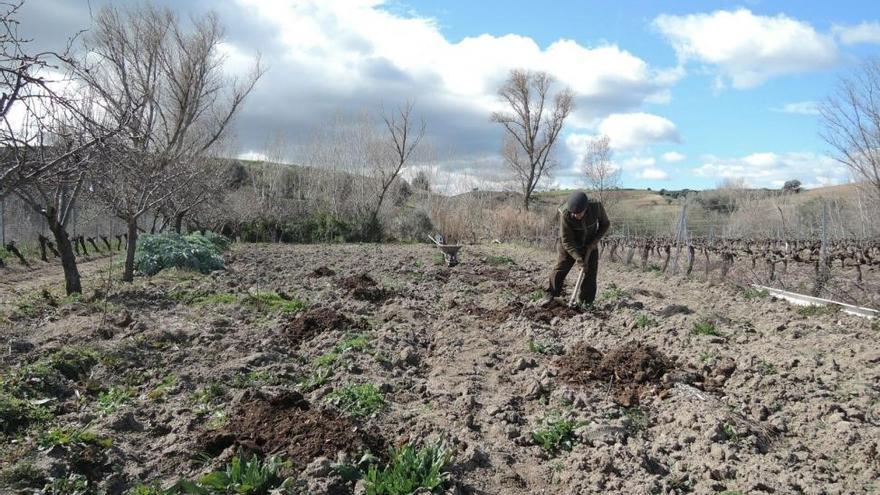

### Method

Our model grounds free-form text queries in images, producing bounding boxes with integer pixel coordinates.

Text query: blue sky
[25,0,880,191]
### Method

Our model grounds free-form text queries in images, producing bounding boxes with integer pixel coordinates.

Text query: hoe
[568,268,585,308]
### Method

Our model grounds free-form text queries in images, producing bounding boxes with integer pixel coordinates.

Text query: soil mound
[521,300,581,323]
[308,266,336,278]
[558,341,674,406]
[340,273,387,302]
[284,308,353,345]
[202,391,386,465]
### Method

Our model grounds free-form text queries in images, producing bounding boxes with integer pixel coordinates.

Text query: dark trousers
[548,241,599,304]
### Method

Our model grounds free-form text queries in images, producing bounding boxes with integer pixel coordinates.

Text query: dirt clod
[340,273,387,302]
[202,391,386,466]
[284,307,353,345]
[558,341,674,405]
[308,266,336,278]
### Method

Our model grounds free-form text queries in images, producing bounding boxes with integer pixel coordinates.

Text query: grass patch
[0,462,47,491]
[623,406,649,433]
[692,319,723,337]
[635,314,656,329]
[743,288,769,300]
[531,413,580,453]
[230,370,291,389]
[797,304,839,317]
[97,386,134,414]
[326,383,386,418]
[147,374,178,401]
[0,392,52,434]
[337,334,371,352]
[599,283,630,302]
[363,443,452,495]
[298,368,332,392]
[698,351,719,366]
[243,291,307,314]
[38,426,113,449]
[431,252,446,266]
[485,255,515,266]
[528,290,546,302]
[757,360,777,376]
[527,338,563,356]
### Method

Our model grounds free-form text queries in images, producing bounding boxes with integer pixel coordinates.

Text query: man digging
[545,190,610,306]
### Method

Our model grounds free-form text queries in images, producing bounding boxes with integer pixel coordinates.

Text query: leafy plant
[0,392,52,434]
[531,413,579,453]
[623,406,649,432]
[636,314,655,329]
[135,233,226,276]
[485,255,515,266]
[600,283,630,302]
[313,351,340,368]
[298,367,332,392]
[757,360,777,376]
[243,291,306,314]
[529,290,546,302]
[97,386,134,414]
[38,426,113,449]
[147,374,178,401]
[692,319,722,337]
[742,288,769,300]
[337,334,371,352]
[363,443,452,495]
[196,454,290,495]
[327,383,386,418]
[527,339,563,355]
[722,423,741,444]
[797,304,839,317]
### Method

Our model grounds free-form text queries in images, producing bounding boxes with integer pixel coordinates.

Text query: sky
[19,0,880,192]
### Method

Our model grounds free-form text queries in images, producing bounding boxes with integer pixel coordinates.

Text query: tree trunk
[174,210,186,234]
[123,219,138,282]
[47,216,82,295]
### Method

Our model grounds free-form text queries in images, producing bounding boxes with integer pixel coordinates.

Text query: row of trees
[0,2,263,293]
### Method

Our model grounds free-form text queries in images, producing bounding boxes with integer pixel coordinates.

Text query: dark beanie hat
[567,191,589,214]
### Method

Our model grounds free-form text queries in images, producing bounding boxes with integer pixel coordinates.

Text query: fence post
[0,196,5,246]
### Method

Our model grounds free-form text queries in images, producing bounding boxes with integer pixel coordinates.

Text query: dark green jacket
[557,200,610,262]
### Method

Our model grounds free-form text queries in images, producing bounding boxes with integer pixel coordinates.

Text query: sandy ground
[1,242,878,494]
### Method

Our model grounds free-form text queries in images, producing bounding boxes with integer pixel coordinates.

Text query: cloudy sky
[20,0,880,191]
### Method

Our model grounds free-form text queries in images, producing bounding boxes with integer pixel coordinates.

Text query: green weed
[743,288,769,300]
[230,370,290,389]
[97,386,134,414]
[698,352,719,366]
[0,462,46,491]
[636,314,656,329]
[531,413,580,453]
[692,320,723,337]
[0,392,52,434]
[147,374,178,401]
[326,383,386,418]
[485,255,515,266]
[600,283,630,302]
[298,367,332,392]
[314,351,341,368]
[337,334,371,352]
[722,423,741,444]
[363,443,452,495]
[529,290,546,302]
[243,291,307,314]
[431,252,445,266]
[527,339,563,356]
[757,360,777,376]
[797,304,839,317]
[623,406,649,432]
[38,426,113,449]
[197,454,290,494]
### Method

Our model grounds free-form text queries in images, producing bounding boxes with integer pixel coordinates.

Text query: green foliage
[717,491,744,495]
[327,383,386,418]
[363,443,452,495]
[722,423,741,444]
[196,454,290,495]
[298,367,332,392]
[531,413,579,453]
[97,386,134,414]
[600,283,630,302]
[337,334,371,352]
[692,319,722,337]
[135,233,226,276]
[797,304,839,317]
[743,288,769,300]
[636,314,656,329]
[147,374,178,401]
[242,291,306,314]
[0,462,47,490]
[38,426,113,449]
[44,473,90,494]
[47,346,98,381]
[313,351,340,368]
[623,406,649,432]
[485,255,515,266]
[757,360,777,376]
[0,391,52,434]
[527,339,563,356]
[528,290,546,302]
[431,252,445,266]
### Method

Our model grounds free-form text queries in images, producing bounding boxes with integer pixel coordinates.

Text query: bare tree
[492,69,574,210]
[0,1,123,294]
[582,134,620,212]
[820,57,880,205]
[78,4,263,281]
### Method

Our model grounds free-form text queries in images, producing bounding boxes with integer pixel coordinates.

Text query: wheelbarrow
[428,235,461,267]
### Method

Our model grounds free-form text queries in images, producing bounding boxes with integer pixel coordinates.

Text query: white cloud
[692,152,849,187]
[771,101,821,115]
[654,9,838,88]
[833,22,880,45]
[662,151,686,163]
[638,168,669,180]
[598,113,681,150]
[236,0,681,158]
[622,156,656,168]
